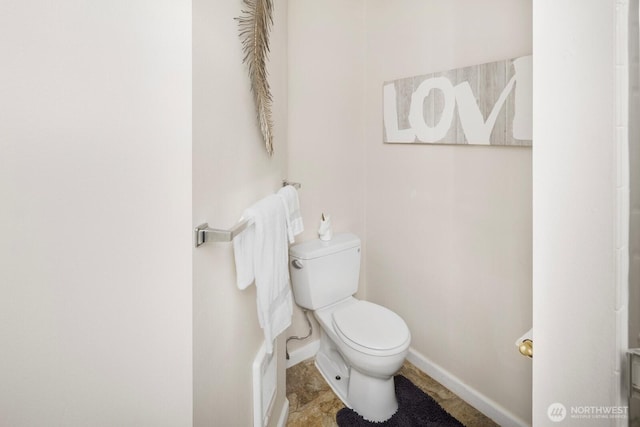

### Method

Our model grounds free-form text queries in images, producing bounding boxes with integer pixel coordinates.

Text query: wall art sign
[383,55,532,146]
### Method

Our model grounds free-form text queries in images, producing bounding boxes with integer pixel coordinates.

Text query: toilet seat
[332,300,410,356]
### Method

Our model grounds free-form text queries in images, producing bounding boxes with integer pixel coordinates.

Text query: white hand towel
[277,185,304,243]
[232,194,292,354]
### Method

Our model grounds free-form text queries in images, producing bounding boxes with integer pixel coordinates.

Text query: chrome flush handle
[291,259,304,269]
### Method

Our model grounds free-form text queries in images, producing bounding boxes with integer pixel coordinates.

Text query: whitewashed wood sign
[383,55,532,146]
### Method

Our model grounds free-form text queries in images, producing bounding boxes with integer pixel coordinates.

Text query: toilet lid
[332,301,410,351]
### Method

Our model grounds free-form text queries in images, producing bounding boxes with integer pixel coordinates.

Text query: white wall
[0,1,192,426]
[192,0,289,426]
[287,0,367,354]
[532,0,626,425]
[629,0,640,420]
[629,0,640,350]
[363,1,532,424]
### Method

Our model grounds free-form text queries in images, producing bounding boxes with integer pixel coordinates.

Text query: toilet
[289,233,411,422]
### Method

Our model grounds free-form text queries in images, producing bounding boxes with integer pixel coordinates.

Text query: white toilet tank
[289,233,361,310]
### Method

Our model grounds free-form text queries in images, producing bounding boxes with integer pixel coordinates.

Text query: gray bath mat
[336,375,464,426]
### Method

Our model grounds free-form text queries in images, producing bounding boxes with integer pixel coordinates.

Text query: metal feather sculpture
[237,0,275,156]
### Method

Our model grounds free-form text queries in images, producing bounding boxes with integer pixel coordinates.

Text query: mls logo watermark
[547,402,628,422]
[547,403,567,422]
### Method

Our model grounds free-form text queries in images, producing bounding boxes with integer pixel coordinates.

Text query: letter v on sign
[454,75,516,145]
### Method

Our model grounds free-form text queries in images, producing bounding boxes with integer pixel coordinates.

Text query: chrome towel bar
[194,180,301,247]
[194,220,253,247]
[282,180,301,189]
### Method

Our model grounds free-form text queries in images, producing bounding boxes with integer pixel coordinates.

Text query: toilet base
[348,368,398,422]
[315,332,351,406]
[314,326,399,423]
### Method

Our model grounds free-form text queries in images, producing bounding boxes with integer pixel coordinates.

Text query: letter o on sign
[408,77,455,143]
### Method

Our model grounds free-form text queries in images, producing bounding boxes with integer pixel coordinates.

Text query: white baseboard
[407,348,530,427]
[276,398,289,427]
[286,339,320,369]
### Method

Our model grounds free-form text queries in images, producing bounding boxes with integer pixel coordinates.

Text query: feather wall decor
[237,0,275,156]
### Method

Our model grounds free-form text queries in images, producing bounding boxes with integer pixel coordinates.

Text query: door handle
[519,339,533,358]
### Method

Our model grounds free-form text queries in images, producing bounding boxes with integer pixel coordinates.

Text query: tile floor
[286,359,499,427]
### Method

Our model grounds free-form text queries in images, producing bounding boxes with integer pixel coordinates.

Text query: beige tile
[286,359,342,427]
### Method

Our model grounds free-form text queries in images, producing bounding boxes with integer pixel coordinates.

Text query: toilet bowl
[289,233,411,422]
[314,297,410,421]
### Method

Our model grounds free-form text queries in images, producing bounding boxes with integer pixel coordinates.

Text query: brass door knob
[519,339,533,358]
